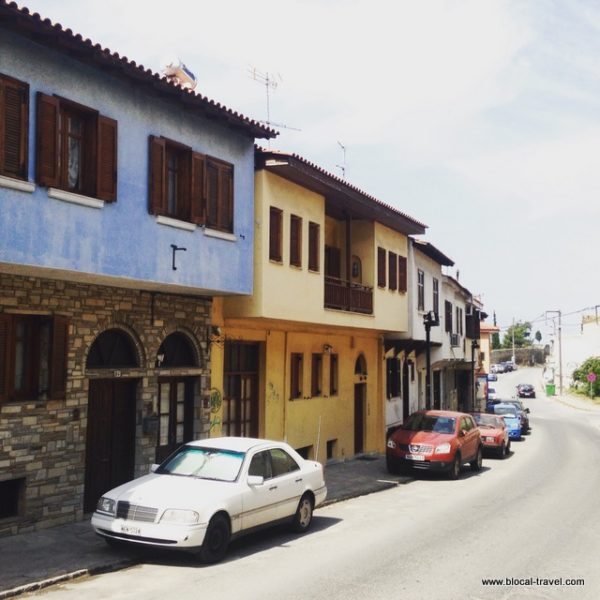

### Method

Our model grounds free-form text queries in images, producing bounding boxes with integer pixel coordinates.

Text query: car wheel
[291,493,314,533]
[506,441,511,455]
[470,446,483,472]
[498,442,506,459]
[200,514,230,563]
[448,453,461,480]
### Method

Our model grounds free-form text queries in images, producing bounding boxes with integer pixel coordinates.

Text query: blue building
[0,1,274,535]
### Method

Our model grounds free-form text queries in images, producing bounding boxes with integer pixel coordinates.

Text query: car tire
[448,453,461,480]
[498,442,506,459]
[470,446,483,472]
[505,440,511,456]
[200,514,230,564]
[291,493,314,533]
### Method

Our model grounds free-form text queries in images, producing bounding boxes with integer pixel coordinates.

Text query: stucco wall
[0,29,255,295]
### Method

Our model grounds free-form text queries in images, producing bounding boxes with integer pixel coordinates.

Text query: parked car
[490,364,503,374]
[472,412,510,458]
[503,361,517,371]
[487,373,498,382]
[490,403,522,440]
[91,437,327,563]
[386,410,483,480]
[517,384,536,398]
[503,399,531,433]
[488,387,498,401]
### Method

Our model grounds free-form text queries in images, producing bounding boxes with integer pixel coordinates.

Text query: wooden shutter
[398,256,407,292]
[0,76,29,180]
[445,301,453,333]
[269,207,282,261]
[389,251,397,291]
[377,247,386,287]
[49,315,69,400]
[190,151,205,224]
[148,135,166,215]
[220,163,233,232]
[36,92,60,187]
[0,314,12,403]
[290,215,302,267]
[96,115,118,202]
[308,222,320,272]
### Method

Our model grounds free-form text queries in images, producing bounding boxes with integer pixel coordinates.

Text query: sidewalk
[0,454,410,599]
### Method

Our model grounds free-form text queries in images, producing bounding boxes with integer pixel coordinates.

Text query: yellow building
[210,149,426,460]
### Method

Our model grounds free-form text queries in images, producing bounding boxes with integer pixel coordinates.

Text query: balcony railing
[324,276,373,315]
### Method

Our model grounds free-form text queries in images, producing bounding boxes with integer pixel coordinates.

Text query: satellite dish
[162,59,197,90]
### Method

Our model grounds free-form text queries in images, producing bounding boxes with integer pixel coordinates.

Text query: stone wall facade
[0,273,213,537]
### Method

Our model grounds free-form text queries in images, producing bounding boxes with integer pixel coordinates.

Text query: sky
[15,0,600,340]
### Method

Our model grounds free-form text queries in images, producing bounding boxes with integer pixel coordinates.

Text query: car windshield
[402,414,456,434]
[473,414,500,428]
[157,446,245,482]
[495,406,518,416]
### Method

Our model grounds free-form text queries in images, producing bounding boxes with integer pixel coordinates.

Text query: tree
[491,332,501,350]
[502,321,532,349]
[572,356,600,396]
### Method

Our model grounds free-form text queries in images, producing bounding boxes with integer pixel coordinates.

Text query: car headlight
[160,509,200,525]
[434,443,451,454]
[387,439,397,449]
[96,497,116,515]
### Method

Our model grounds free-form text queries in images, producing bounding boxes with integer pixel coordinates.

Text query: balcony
[324,276,373,315]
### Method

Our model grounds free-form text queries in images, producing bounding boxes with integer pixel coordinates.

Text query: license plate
[121,525,141,535]
[405,454,424,461]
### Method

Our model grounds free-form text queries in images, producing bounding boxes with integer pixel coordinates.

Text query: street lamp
[423,311,439,410]
[471,339,480,412]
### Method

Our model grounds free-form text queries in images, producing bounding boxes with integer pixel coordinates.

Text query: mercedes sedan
[91,437,327,563]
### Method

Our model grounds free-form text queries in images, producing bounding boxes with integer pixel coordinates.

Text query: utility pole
[512,317,515,365]
[546,310,563,395]
[423,311,439,410]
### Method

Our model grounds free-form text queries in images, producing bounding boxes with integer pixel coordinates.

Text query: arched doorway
[84,328,139,513]
[155,332,198,462]
[354,354,367,454]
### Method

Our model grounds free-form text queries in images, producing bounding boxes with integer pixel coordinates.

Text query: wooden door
[155,378,194,463]
[354,383,365,454]
[84,379,137,513]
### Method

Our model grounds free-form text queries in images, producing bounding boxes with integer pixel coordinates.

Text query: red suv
[386,410,483,479]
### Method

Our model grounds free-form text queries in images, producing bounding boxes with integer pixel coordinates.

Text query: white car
[488,387,498,400]
[91,437,327,562]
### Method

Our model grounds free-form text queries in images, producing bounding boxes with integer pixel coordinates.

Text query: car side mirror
[459,430,467,437]
[247,475,264,486]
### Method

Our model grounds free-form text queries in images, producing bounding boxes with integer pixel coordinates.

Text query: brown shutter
[0,76,29,180]
[290,215,301,267]
[308,222,320,272]
[36,92,60,187]
[96,115,118,202]
[269,207,282,261]
[389,251,397,291]
[377,247,386,287]
[148,135,166,215]
[190,151,205,224]
[325,245,341,278]
[49,315,69,400]
[398,255,407,292]
[0,314,12,403]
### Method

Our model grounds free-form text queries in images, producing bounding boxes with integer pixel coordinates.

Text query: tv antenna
[336,141,347,179]
[249,66,301,140]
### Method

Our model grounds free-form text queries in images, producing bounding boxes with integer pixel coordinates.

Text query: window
[0,73,28,180]
[386,357,401,398]
[398,255,408,293]
[308,222,320,272]
[433,278,439,318]
[311,353,322,396]
[290,214,302,267]
[270,448,300,476]
[290,353,303,399]
[0,314,69,403]
[0,478,25,519]
[456,307,464,335]
[377,247,386,288]
[269,206,283,262]
[417,269,425,311]
[329,353,338,396]
[445,300,453,333]
[36,93,117,201]
[388,251,397,291]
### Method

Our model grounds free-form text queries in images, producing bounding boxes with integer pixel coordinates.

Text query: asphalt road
[31,368,600,600]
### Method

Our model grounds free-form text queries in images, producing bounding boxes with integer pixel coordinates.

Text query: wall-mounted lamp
[156,352,165,368]
[323,344,333,354]
[171,244,187,270]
